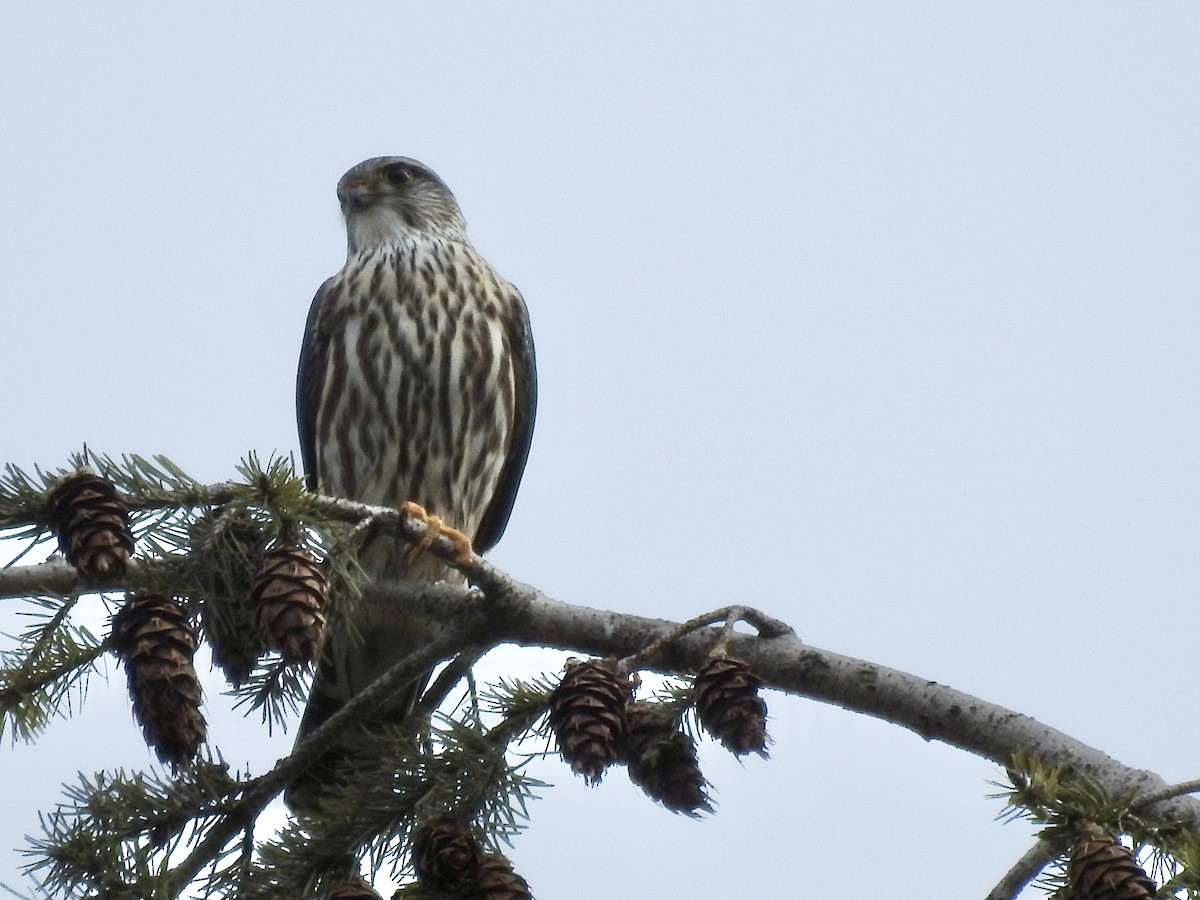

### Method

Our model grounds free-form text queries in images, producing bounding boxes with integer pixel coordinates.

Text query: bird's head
[337,157,467,255]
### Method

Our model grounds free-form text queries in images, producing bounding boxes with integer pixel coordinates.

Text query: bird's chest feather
[314,242,515,530]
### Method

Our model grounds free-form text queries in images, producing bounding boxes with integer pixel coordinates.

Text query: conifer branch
[417,645,489,717]
[5,552,1200,836]
[0,639,109,710]
[5,458,1200,894]
[0,596,111,741]
[163,629,468,895]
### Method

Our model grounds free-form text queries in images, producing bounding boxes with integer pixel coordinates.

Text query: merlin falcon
[290,157,536,801]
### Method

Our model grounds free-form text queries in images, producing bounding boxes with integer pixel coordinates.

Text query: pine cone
[622,701,712,816]
[112,593,205,767]
[325,879,381,899]
[191,510,271,686]
[547,658,630,784]
[412,819,485,891]
[476,853,531,900]
[250,539,328,665]
[1068,835,1156,900]
[204,600,262,688]
[694,655,768,756]
[45,470,134,580]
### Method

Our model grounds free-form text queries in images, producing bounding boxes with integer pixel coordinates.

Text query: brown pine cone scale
[694,655,769,756]
[192,511,271,686]
[325,878,382,899]
[548,659,630,785]
[112,593,205,767]
[412,819,485,892]
[250,540,328,665]
[476,852,532,900]
[623,701,712,816]
[46,470,134,580]
[1068,835,1156,900]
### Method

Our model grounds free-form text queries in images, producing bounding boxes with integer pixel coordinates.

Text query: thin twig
[710,606,744,657]
[621,605,740,673]
[1133,777,1200,811]
[23,596,79,657]
[417,644,490,716]
[620,603,795,673]
[329,511,385,560]
[0,640,111,708]
[737,606,794,638]
[983,837,1062,900]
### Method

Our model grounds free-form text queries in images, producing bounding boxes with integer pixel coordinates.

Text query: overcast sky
[2,4,1198,898]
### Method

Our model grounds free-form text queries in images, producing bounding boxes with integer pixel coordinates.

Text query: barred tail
[284,636,429,814]
[285,553,439,814]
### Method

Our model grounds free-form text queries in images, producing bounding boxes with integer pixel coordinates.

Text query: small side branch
[0,639,110,706]
[417,644,490,717]
[983,838,1061,900]
[620,604,795,674]
[1133,777,1200,810]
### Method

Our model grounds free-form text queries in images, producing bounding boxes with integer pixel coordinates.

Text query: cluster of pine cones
[347,653,769,896]
[324,821,528,900]
[547,654,768,817]
[45,469,329,768]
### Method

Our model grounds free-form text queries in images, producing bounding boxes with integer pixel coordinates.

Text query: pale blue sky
[2,4,1198,897]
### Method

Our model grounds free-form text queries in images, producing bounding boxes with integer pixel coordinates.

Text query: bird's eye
[384,165,412,186]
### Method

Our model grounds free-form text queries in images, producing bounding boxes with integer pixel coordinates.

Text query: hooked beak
[338,180,374,211]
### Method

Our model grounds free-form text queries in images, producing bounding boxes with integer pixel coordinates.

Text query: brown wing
[296,276,339,493]
[472,288,537,554]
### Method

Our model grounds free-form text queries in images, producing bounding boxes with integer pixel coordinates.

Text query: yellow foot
[399,501,476,566]
[437,521,475,567]
[400,501,438,557]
